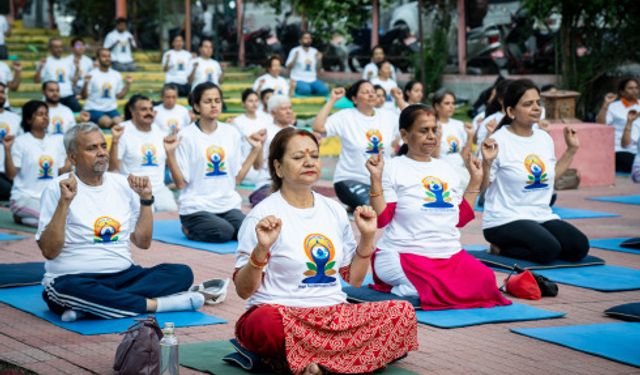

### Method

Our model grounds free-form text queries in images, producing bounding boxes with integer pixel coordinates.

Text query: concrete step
[8,51,163,62]
[18,70,257,81]
[15,81,256,95]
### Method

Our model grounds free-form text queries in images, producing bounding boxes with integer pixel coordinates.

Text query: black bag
[513,265,559,297]
[113,315,163,375]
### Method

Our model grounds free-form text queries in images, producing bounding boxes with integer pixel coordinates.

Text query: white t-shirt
[606,100,640,154]
[0,61,13,108]
[83,68,123,112]
[232,114,272,186]
[253,74,289,96]
[0,110,22,173]
[483,127,559,229]
[362,62,397,81]
[40,56,76,97]
[176,122,243,215]
[471,111,485,133]
[189,57,222,87]
[10,133,67,202]
[439,118,467,167]
[325,108,400,184]
[370,77,399,111]
[48,104,76,135]
[73,55,94,89]
[236,191,356,308]
[286,46,319,83]
[0,16,8,45]
[162,49,193,85]
[153,104,191,135]
[256,123,291,188]
[476,112,505,149]
[116,121,168,192]
[36,172,139,279]
[104,29,136,63]
[377,156,463,258]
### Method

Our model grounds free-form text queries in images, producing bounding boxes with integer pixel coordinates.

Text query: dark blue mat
[0,262,44,288]
[415,302,564,328]
[590,238,639,254]
[152,220,238,254]
[468,250,606,270]
[474,205,619,219]
[0,285,226,335]
[588,195,640,206]
[512,323,640,367]
[344,285,421,307]
[0,233,26,241]
[532,266,640,292]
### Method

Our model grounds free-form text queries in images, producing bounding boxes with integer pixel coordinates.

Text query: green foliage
[524,0,640,117]
[413,1,453,94]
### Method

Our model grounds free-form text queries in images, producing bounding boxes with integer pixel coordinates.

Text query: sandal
[189,278,230,305]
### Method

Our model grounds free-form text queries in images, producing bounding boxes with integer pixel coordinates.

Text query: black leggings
[180,209,245,243]
[483,219,589,264]
[616,151,635,173]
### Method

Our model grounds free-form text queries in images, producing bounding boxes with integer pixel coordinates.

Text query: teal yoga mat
[512,323,640,368]
[152,220,238,254]
[588,195,640,206]
[0,285,226,335]
[590,238,640,254]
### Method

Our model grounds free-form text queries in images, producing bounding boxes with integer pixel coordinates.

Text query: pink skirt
[372,249,512,311]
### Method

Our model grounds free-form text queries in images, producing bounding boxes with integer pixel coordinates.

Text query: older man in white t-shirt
[37,123,208,321]
[285,32,329,97]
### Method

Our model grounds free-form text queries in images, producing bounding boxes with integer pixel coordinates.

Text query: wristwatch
[140,195,155,206]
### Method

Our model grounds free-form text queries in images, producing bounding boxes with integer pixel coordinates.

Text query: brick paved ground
[0,175,638,374]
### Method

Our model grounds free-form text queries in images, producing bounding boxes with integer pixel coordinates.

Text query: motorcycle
[348,24,419,73]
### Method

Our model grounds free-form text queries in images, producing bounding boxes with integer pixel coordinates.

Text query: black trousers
[180,209,245,243]
[483,219,589,264]
[616,151,635,173]
[0,173,12,201]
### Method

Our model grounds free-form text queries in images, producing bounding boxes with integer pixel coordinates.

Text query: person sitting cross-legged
[37,122,209,321]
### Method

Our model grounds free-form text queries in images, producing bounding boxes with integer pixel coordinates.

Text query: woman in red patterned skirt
[233,127,418,374]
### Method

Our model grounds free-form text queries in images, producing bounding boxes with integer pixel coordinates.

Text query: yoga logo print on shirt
[37,156,54,179]
[0,123,10,139]
[177,60,185,71]
[101,82,112,98]
[365,129,384,154]
[166,119,179,133]
[93,216,121,243]
[140,144,159,166]
[51,116,64,134]
[205,145,227,176]
[301,233,337,285]
[304,58,312,71]
[205,67,215,81]
[55,68,66,83]
[119,40,127,53]
[422,176,454,208]
[524,154,549,189]
[446,135,461,154]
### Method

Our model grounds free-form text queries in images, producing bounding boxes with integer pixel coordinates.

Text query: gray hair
[63,122,103,154]
[267,94,291,114]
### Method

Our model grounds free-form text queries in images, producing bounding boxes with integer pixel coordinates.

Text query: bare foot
[302,363,323,375]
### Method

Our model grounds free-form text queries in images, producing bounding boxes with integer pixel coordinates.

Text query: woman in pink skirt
[366,104,511,310]
[233,127,418,374]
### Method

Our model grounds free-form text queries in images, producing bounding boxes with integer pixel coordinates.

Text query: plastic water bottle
[160,322,179,375]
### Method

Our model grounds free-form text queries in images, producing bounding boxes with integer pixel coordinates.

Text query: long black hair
[495,79,540,130]
[485,79,512,118]
[397,104,436,156]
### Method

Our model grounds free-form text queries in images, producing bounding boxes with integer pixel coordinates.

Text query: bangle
[355,250,371,259]
[249,251,270,269]
[465,189,480,193]
[369,190,381,198]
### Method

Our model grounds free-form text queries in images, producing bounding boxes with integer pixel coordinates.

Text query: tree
[525,0,640,118]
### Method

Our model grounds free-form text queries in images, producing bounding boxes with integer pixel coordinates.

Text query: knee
[163,264,194,289]
[236,305,285,357]
[567,231,590,261]
[296,84,311,96]
[533,240,562,264]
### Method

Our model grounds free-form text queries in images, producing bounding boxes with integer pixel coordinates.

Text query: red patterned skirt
[236,300,418,374]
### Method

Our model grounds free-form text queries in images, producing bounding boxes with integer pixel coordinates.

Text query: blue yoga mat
[589,195,640,206]
[590,238,639,254]
[512,323,640,368]
[416,302,565,329]
[0,285,227,335]
[0,233,26,241]
[474,205,619,219]
[152,220,238,254]
[0,262,44,288]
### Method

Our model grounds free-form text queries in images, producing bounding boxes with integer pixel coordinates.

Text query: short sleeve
[605,107,614,125]
[325,110,345,137]
[10,137,24,169]
[252,77,260,92]
[381,162,398,203]
[35,179,62,240]
[235,214,260,269]
[115,72,124,94]
[116,136,127,160]
[285,47,296,66]
[175,131,191,184]
[161,51,169,66]
[129,32,137,48]
[103,32,114,48]
[338,208,356,267]
[230,130,243,177]
[182,109,191,130]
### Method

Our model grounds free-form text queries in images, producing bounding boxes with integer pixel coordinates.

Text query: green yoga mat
[180,340,419,375]
[0,210,37,233]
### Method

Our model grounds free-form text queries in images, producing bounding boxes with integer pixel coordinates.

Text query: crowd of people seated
[0,16,637,374]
